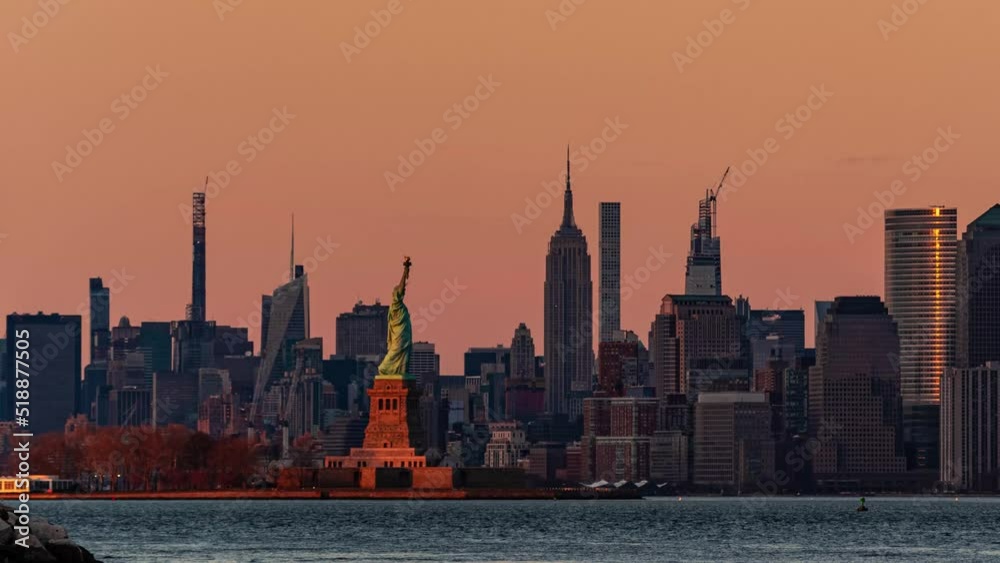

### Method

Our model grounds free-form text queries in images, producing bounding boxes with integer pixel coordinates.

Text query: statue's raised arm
[397,256,412,295]
[378,256,413,377]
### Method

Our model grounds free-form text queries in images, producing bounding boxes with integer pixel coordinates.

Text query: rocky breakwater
[0,505,101,563]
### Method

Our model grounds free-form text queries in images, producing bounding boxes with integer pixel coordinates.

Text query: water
[33,497,1000,562]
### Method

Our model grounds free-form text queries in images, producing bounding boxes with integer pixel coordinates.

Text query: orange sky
[2,0,997,373]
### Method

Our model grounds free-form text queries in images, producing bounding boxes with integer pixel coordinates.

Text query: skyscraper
[510,323,535,380]
[809,297,907,485]
[4,313,82,434]
[84,278,111,419]
[173,188,215,375]
[189,189,207,323]
[258,265,310,386]
[410,341,440,390]
[941,363,1000,492]
[0,340,6,420]
[685,173,724,296]
[956,204,1000,369]
[139,321,173,384]
[813,301,834,346]
[464,345,510,377]
[693,392,774,490]
[335,301,389,359]
[599,202,621,343]
[508,323,543,422]
[88,277,111,363]
[746,309,806,373]
[597,330,646,397]
[885,207,957,405]
[544,149,593,416]
[885,207,957,470]
[650,295,742,397]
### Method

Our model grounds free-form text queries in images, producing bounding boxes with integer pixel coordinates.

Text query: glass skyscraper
[885,207,957,406]
[956,204,1000,369]
[885,207,957,470]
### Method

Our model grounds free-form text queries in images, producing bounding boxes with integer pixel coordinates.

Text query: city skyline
[4,1,999,375]
[5,3,1000,560]
[2,158,993,377]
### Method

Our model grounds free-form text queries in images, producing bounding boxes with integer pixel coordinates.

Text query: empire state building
[544,150,594,417]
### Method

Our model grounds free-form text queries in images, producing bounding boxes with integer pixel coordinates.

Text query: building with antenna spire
[247,216,310,435]
[173,183,216,375]
[544,147,593,418]
[685,169,728,296]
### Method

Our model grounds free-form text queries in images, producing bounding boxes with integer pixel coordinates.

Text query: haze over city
[2,1,997,371]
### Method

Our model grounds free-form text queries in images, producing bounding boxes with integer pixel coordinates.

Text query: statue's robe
[377,283,412,375]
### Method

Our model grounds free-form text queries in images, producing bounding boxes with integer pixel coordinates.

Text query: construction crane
[278,352,305,460]
[696,167,729,242]
[712,166,730,200]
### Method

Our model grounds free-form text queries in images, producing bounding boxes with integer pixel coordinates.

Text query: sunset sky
[2,0,997,373]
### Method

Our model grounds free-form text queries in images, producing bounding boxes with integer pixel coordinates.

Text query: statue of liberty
[377,256,412,376]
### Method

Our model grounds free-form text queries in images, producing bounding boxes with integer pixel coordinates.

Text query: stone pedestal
[324,374,431,489]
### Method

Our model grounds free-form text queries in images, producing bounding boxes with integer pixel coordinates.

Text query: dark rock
[0,505,102,563]
[43,541,84,563]
[20,547,57,563]
[79,547,100,563]
[0,521,13,545]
